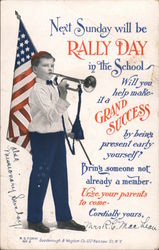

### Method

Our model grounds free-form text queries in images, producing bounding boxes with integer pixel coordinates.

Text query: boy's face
[33,58,54,80]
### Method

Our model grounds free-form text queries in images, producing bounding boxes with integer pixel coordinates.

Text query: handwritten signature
[85,216,157,231]
[4,146,25,227]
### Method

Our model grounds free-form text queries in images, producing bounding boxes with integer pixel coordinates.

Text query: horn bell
[83,76,96,92]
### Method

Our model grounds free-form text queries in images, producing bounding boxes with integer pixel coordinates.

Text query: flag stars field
[16,31,35,68]
[24,40,29,44]
[21,33,25,38]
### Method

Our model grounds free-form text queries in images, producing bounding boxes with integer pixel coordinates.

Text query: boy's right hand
[58,80,69,100]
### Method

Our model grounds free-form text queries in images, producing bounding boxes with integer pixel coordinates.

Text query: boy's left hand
[67,132,74,139]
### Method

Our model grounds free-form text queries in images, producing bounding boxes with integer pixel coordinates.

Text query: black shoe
[57,220,86,231]
[28,222,50,233]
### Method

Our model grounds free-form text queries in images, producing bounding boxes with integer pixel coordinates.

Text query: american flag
[7,18,37,152]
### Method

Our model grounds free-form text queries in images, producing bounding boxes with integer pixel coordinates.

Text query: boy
[27,51,86,233]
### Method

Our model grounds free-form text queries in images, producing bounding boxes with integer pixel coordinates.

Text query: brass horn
[52,73,96,92]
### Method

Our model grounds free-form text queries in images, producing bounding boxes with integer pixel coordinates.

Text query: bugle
[52,73,96,92]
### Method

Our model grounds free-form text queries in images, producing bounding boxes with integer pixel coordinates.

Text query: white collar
[36,78,47,84]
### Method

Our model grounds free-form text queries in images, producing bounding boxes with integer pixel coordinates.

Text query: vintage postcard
[1,0,159,249]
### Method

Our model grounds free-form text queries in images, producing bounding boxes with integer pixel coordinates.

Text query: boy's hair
[31,51,55,67]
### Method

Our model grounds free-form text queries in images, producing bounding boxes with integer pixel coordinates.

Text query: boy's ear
[32,65,37,74]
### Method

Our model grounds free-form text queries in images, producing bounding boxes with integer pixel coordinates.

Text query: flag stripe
[9,118,14,138]
[15,110,30,127]
[13,67,33,85]
[22,133,30,148]
[14,61,32,77]
[11,98,29,114]
[12,79,35,101]
[12,114,28,134]
[11,87,33,109]
[26,142,31,152]
[13,72,35,93]
[12,120,21,137]
[19,107,31,122]
[15,135,27,147]
[24,104,31,114]
[12,137,18,143]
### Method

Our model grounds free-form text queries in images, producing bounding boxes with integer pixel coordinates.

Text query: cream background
[1,0,159,249]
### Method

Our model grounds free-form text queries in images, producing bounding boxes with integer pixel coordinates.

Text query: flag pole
[15,10,21,20]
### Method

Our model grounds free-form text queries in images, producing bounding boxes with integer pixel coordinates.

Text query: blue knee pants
[27,132,72,223]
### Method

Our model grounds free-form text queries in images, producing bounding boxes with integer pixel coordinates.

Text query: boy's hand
[67,132,74,139]
[58,80,69,100]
